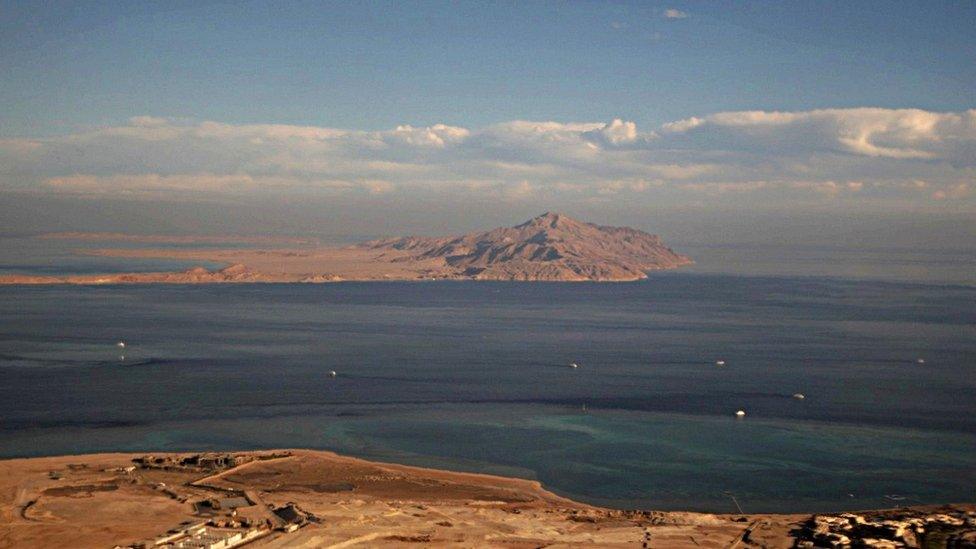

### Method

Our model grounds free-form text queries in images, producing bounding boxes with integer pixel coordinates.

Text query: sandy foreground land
[0,449,807,548]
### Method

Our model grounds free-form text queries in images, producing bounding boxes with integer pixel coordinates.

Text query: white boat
[116,341,126,348]
[328,370,337,378]
[916,358,926,364]
[735,410,746,417]
[715,360,726,366]
[792,393,805,400]
[569,363,579,369]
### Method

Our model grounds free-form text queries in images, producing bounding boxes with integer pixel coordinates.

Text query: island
[0,212,692,284]
[4,449,972,548]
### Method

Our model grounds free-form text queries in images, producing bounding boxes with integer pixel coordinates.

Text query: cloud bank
[1,108,973,208]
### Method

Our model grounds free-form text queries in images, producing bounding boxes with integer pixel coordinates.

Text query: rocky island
[0,213,692,284]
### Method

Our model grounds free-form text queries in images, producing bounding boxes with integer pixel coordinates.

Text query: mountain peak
[364,213,692,281]
[518,211,581,230]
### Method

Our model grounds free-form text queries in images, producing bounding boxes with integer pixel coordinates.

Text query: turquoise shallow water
[1,271,974,513]
[2,403,973,513]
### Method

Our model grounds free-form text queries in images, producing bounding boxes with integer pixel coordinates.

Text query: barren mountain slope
[361,212,692,281]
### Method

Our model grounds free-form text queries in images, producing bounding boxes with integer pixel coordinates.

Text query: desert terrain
[0,213,692,285]
[0,449,799,548]
[2,450,973,548]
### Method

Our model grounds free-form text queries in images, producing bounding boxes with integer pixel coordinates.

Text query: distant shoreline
[0,264,673,285]
[0,213,694,284]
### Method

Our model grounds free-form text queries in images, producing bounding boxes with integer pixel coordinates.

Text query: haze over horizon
[2,1,975,249]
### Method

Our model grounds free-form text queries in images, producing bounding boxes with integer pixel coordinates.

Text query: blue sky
[0,1,974,244]
[3,1,974,134]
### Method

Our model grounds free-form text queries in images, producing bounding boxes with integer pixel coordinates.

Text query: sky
[1,0,975,247]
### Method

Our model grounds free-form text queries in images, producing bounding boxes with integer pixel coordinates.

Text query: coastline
[0,249,675,285]
[0,216,694,284]
[1,449,972,548]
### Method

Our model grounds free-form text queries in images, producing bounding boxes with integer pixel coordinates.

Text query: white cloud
[0,108,973,209]
[129,115,170,127]
[661,108,976,160]
[385,124,470,147]
[583,119,640,146]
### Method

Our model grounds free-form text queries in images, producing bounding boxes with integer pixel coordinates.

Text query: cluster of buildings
[794,508,976,548]
[132,521,267,549]
[132,452,290,472]
[128,501,311,549]
[118,452,310,548]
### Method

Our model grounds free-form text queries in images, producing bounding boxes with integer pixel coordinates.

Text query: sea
[1,235,974,513]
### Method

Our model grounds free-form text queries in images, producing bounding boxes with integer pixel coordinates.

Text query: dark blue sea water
[1,239,975,513]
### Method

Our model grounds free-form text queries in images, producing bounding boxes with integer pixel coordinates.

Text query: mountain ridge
[359,212,692,281]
